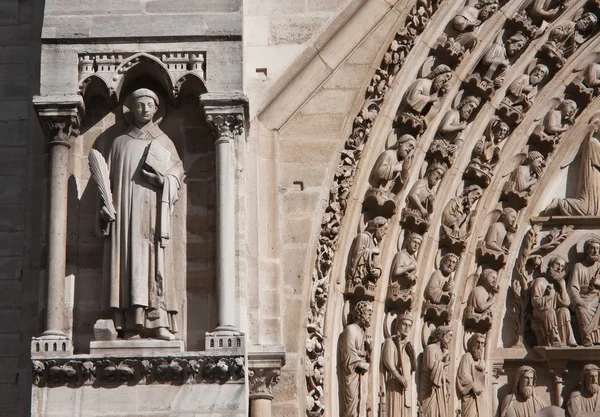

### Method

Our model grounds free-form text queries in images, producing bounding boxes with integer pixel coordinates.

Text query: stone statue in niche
[456,333,487,417]
[428,92,481,165]
[567,364,600,417]
[419,325,452,417]
[465,119,510,187]
[542,117,600,216]
[541,12,598,68]
[94,88,184,341]
[397,60,452,134]
[381,313,417,417]
[339,301,374,417]
[464,269,500,332]
[402,161,447,233]
[466,31,528,95]
[501,151,545,208]
[500,366,548,417]
[499,64,549,124]
[423,253,458,323]
[568,237,600,346]
[529,99,577,154]
[345,217,389,297]
[441,185,483,253]
[365,133,417,217]
[530,255,577,347]
[387,233,423,309]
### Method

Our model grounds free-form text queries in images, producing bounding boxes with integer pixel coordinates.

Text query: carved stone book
[144,140,171,177]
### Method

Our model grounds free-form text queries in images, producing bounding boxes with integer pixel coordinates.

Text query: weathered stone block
[282,216,312,245]
[92,319,117,341]
[279,139,338,165]
[0,101,28,121]
[145,0,242,14]
[269,16,327,45]
[301,88,356,115]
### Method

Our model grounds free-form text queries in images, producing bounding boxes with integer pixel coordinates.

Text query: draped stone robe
[102,123,184,331]
[382,336,413,417]
[419,342,449,417]
[569,261,600,344]
[339,323,369,417]
[457,352,487,417]
[567,390,600,417]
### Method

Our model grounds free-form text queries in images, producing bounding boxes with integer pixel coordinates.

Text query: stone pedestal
[90,340,185,356]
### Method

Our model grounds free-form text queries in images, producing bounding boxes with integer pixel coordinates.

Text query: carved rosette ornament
[248,368,281,400]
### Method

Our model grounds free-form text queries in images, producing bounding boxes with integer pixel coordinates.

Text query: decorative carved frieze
[32,355,245,387]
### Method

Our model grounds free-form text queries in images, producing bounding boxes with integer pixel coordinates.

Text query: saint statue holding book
[91,88,184,341]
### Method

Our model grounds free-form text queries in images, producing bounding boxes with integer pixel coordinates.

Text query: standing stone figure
[340,301,374,417]
[477,32,527,87]
[503,151,545,196]
[346,217,389,286]
[468,119,510,178]
[542,117,600,216]
[483,207,518,254]
[502,64,549,112]
[465,269,500,318]
[530,255,577,347]
[424,253,459,306]
[98,88,184,340]
[419,325,452,417]
[441,185,483,243]
[450,0,499,50]
[500,366,547,417]
[542,13,598,66]
[370,134,416,192]
[567,364,600,417]
[404,65,452,115]
[457,333,487,417]
[404,161,446,224]
[382,314,417,417]
[389,233,423,289]
[568,238,600,346]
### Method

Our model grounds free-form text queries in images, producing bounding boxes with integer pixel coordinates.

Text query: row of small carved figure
[32,356,245,386]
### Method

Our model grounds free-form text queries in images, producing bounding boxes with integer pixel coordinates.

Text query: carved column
[32,95,83,351]
[201,93,248,336]
[549,360,568,407]
[248,347,285,417]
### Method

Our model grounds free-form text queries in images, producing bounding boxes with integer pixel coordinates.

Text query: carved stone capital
[33,95,84,148]
[248,346,286,401]
[200,92,249,142]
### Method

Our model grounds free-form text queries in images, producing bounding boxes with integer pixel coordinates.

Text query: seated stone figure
[465,119,510,186]
[441,185,483,252]
[464,269,500,331]
[541,12,598,68]
[500,64,549,122]
[451,0,499,49]
[483,207,518,254]
[530,99,577,153]
[502,151,545,207]
[423,253,459,309]
[571,60,600,104]
[402,161,446,232]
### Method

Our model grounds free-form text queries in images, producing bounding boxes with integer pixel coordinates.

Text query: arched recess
[302,0,600,415]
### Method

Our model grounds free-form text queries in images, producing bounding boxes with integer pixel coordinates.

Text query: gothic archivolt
[305,0,600,415]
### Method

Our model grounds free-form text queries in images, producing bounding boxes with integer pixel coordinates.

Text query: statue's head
[500,207,518,229]
[506,32,527,57]
[426,161,447,187]
[479,269,499,293]
[545,255,566,282]
[467,333,486,360]
[477,0,499,20]
[429,65,452,92]
[525,151,544,170]
[577,12,598,33]
[492,120,510,143]
[583,364,600,395]
[405,232,423,255]
[516,366,536,399]
[395,313,413,338]
[396,134,417,160]
[584,238,600,263]
[128,88,159,127]
[352,301,374,329]
[366,216,388,241]
[463,184,483,207]
[529,64,549,86]
[459,95,481,120]
[432,325,453,349]
[440,253,459,275]
[559,99,578,121]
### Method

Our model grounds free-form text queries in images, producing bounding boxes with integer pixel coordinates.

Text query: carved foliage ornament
[248,368,282,400]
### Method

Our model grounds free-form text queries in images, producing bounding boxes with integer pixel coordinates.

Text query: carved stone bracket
[200,92,249,142]
[32,354,245,387]
[33,95,84,148]
[248,346,286,401]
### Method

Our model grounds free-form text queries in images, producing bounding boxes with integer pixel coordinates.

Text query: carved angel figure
[502,151,545,202]
[500,366,548,417]
[456,333,487,417]
[530,255,577,347]
[346,217,389,287]
[567,364,600,417]
[441,185,483,245]
[429,93,481,164]
[466,119,510,185]
[340,301,374,417]
[419,326,452,417]
[541,12,598,67]
[502,64,549,113]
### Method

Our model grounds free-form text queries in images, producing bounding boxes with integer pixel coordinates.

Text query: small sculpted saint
[98,88,184,341]
[457,333,487,417]
[567,364,600,417]
[483,207,518,254]
[420,326,452,417]
[500,366,547,417]
[503,151,544,196]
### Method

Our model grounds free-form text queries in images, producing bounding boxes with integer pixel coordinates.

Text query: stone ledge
[90,339,184,356]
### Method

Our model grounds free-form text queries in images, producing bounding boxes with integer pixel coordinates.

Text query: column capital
[248,346,286,400]
[200,92,249,141]
[33,95,84,148]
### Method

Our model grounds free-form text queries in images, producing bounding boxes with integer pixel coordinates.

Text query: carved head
[506,32,527,57]
[500,207,518,230]
[429,65,452,92]
[529,64,549,86]
[440,253,459,276]
[352,301,374,329]
[545,255,566,282]
[395,314,413,338]
[583,364,600,394]
[432,325,453,349]
[584,238,600,263]
[479,269,499,293]
[525,151,544,170]
[459,95,481,120]
[405,232,423,255]
[396,134,417,160]
[477,0,499,20]
[366,216,388,242]
[576,12,598,33]
[491,120,510,143]
[463,184,483,207]
[515,366,536,399]
[426,161,447,187]
[467,333,486,360]
[559,99,578,122]
[128,88,159,127]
